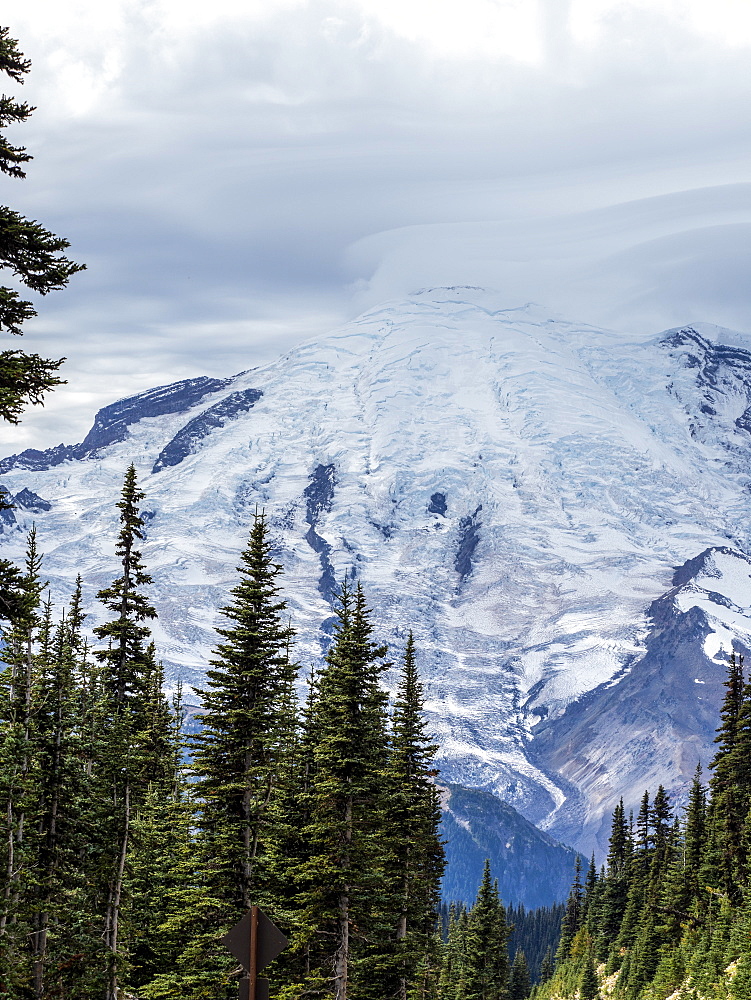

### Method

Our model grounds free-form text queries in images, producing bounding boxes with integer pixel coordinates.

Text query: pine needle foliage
[0,26,85,423]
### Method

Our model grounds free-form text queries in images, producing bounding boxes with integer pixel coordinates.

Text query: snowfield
[3,287,751,853]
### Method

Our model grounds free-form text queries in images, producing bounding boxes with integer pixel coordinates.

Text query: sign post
[223,906,289,1000]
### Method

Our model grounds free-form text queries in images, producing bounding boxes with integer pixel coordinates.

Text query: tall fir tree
[300,580,392,1000]
[0,27,85,424]
[508,949,530,1000]
[462,861,510,1000]
[0,529,44,991]
[92,464,161,1000]
[708,651,746,900]
[557,855,583,960]
[188,508,296,994]
[384,632,445,1000]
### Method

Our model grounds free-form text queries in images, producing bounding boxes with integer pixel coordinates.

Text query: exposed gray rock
[13,488,52,513]
[429,491,447,515]
[152,387,263,472]
[531,546,751,856]
[0,376,230,474]
[454,504,482,580]
[303,464,338,600]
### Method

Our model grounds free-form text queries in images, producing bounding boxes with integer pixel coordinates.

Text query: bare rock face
[439,782,584,907]
[2,288,751,854]
[531,547,751,855]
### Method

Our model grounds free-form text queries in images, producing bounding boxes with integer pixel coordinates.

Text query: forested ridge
[4,463,749,1000]
[538,652,751,1000]
[0,467,449,999]
[0,467,558,1000]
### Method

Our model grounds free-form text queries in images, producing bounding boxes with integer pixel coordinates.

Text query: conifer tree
[462,860,510,1000]
[578,952,599,1000]
[539,948,553,985]
[508,949,530,1000]
[29,590,87,996]
[384,632,445,1000]
[0,27,85,423]
[193,507,295,900]
[599,799,630,960]
[708,651,746,899]
[0,529,44,990]
[300,580,392,1000]
[581,855,598,926]
[440,904,472,1000]
[92,465,162,999]
[187,508,296,992]
[557,856,583,960]
[684,766,707,894]
[126,683,194,995]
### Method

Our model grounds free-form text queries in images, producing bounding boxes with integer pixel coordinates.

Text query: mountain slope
[439,783,583,908]
[2,287,751,853]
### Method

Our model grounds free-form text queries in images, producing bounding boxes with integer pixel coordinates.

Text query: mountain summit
[2,287,751,854]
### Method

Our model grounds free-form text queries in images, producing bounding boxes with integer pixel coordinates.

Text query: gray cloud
[2,0,751,448]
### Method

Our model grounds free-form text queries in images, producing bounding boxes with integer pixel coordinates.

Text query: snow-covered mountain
[2,286,751,855]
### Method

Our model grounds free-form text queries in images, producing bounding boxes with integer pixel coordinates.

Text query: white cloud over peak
[1,0,750,448]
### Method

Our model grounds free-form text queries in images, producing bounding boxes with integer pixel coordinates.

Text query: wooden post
[249,905,259,1000]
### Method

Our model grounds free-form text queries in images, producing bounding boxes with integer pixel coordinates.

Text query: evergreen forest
[4,465,751,1000]
[538,651,751,1000]
[0,466,524,1000]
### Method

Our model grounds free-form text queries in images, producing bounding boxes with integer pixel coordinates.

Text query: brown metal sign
[223,905,289,1000]
[223,907,288,972]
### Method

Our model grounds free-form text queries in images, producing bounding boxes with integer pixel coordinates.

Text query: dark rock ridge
[661,327,751,441]
[0,376,230,474]
[0,486,52,531]
[0,487,16,531]
[304,464,338,600]
[530,546,751,856]
[152,387,263,473]
[14,488,51,513]
[428,491,447,516]
[439,782,583,908]
[454,504,482,580]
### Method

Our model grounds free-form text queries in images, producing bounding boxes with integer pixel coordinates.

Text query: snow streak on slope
[2,288,751,850]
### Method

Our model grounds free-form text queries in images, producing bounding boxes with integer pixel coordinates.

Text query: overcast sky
[2,0,751,450]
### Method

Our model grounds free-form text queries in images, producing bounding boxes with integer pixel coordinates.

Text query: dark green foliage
[461,861,510,1000]
[94,463,157,701]
[579,952,599,1000]
[0,490,452,1000]
[708,651,746,899]
[538,948,554,984]
[537,648,751,1000]
[0,27,84,423]
[297,580,393,999]
[505,903,564,983]
[176,508,299,997]
[508,949,531,1000]
[556,855,584,960]
[384,631,446,999]
[192,508,295,908]
[0,506,185,999]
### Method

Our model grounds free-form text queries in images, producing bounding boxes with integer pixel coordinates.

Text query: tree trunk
[105,781,130,1000]
[334,793,353,1000]
[396,873,408,1000]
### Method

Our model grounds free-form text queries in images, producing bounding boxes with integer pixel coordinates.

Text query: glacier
[2,286,751,855]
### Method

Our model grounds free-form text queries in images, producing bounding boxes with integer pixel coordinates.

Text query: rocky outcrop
[0,376,230,473]
[152,388,263,472]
